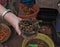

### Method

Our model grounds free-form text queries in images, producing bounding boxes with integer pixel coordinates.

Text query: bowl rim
[22,33,54,47]
[0,23,11,43]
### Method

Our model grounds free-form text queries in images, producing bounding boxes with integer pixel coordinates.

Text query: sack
[36,8,58,22]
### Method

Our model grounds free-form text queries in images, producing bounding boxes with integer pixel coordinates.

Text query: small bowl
[23,31,36,36]
[19,19,38,39]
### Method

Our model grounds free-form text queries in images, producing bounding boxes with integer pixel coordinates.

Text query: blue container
[20,0,35,7]
[56,14,60,32]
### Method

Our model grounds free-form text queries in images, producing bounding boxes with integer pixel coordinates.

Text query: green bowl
[22,30,36,36]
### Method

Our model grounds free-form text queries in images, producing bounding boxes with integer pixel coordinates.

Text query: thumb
[15,25,21,35]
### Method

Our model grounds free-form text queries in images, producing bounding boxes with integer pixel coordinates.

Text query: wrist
[1,9,11,21]
[0,4,7,15]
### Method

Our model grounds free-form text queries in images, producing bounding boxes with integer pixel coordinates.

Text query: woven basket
[0,23,11,43]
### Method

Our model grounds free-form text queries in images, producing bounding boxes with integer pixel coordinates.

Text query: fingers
[18,17,22,21]
[15,25,21,35]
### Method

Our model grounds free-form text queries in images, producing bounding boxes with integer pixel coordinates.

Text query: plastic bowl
[18,4,39,19]
[22,33,55,47]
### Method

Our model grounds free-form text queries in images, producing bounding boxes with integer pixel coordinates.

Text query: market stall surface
[1,27,23,47]
[0,26,60,47]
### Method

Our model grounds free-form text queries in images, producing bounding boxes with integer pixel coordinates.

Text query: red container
[18,3,39,19]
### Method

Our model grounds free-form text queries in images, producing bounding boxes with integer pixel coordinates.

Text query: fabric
[56,14,60,32]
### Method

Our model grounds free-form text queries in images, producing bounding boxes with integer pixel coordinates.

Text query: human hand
[13,17,22,35]
[3,12,22,35]
[0,4,22,36]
